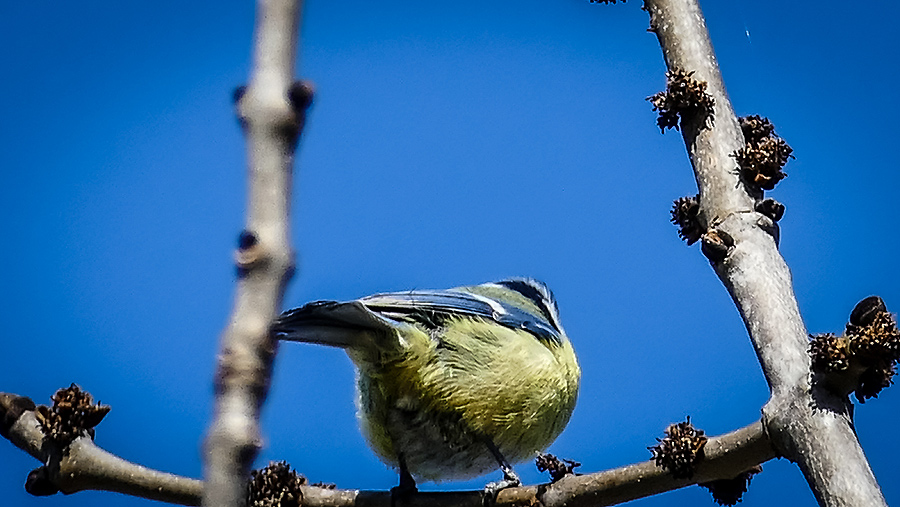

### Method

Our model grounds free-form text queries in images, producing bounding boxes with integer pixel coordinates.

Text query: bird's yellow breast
[350,318,580,481]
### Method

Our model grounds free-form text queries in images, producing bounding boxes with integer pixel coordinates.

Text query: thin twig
[202,0,308,506]
[643,0,887,505]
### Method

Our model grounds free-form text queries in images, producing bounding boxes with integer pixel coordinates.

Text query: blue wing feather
[274,282,563,346]
[360,289,561,344]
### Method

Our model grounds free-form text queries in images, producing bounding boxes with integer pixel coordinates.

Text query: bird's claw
[391,465,418,505]
[483,470,521,502]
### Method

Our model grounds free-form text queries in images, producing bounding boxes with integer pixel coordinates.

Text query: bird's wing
[273,289,562,348]
[360,289,562,343]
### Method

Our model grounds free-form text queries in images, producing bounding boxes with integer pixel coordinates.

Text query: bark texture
[644,0,887,505]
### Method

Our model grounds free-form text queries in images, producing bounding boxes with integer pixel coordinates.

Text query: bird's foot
[390,467,418,505]
[483,469,521,498]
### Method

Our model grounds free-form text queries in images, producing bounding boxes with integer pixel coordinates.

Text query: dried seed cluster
[35,384,110,447]
[809,296,900,402]
[846,304,900,362]
[248,462,308,507]
[535,453,581,482]
[649,417,707,479]
[738,115,774,140]
[701,466,762,506]
[754,198,785,222]
[647,69,715,132]
[656,71,715,244]
[856,366,895,402]
[809,333,851,372]
[733,115,793,191]
[671,195,703,245]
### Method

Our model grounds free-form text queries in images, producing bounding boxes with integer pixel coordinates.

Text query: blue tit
[272,278,580,492]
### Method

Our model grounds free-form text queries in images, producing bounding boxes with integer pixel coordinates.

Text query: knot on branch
[535,453,581,482]
[671,195,703,245]
[700,229,734,263]
[233,229,296,282]
[248,461,307,507]
[235,230,264,278]
[649,417,707,479]
[25,466,60,497]
[286,81,315,145]
[700,465,762,506]
[754,198,785,223]
[232,80,315,147]
[0,393,36,439]
[35,384,109,447]
[733,116,793,191]
[288,81,315,115]
[810,296,900,402]
[647,69,714,132]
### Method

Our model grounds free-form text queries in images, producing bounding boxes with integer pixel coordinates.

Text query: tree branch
[202,0,310,506]
[1,390,773,507]
[643,0,887,505]
[0,393,201,505]
[283,420,775,507]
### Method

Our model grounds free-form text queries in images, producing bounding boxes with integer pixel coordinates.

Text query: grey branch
[264,420,775,507]
[202,0,308,506]
[0,391,774,507]
[644,0,887,505]
[0,393,201,505]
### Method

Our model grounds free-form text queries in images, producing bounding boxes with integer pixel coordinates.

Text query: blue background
[2,1,898,506]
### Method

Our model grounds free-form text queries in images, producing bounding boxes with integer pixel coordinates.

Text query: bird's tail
[271,300,394,350]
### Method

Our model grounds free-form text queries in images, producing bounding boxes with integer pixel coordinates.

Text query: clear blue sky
[2,1,898,506]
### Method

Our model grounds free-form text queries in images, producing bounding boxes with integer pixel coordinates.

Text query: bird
[271,278,580,492]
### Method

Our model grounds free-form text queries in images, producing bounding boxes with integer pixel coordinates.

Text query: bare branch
[202,0,310,506]
[2,390,772,507]
[644,0,887,505]
[535,420,773,507]
[0,393,201,505]
[259,421,773,507]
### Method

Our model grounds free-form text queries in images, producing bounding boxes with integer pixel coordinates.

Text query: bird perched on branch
[272,278,580,492]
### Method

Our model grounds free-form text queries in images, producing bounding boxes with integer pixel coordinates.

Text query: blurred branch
[0,393,201,505]
[202,0,311,507]
[643,0,887,505]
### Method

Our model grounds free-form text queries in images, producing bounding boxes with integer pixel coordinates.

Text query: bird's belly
[381,402,499,481]
[356,382,564,482]
[351,324,579,483]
